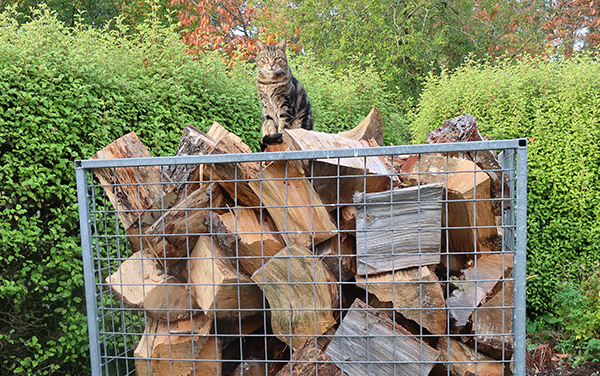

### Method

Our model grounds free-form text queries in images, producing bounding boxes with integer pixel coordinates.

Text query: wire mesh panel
[75,139,527,376]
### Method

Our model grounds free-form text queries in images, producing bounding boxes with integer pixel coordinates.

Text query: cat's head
[256,40,290,77]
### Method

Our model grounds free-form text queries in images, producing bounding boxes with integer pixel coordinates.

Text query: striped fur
[256,40,313,149]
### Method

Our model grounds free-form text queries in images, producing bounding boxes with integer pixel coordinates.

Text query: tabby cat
[256,40,313,150]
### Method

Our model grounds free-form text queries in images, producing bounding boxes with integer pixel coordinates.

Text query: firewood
[425,114,506,211]
[473,280,514,360]
[338,107,384,146]
[338,205,356,235]
[91,131,177,230]
[436,337,501,376]
[188,235,263,319]
[447,254,513,329]
[202,209,285,275]
[206,121,232,142]
[401,155,498,273]
[353,183,444,274]
[105,251,197,321]
[205,123,262,207]
[325,299,440,376]
[276,339,344,376]
[134,315,215,376]
[251,245,339,349]
[464,363,504,376]
[144,183,224,267]
[282,128,393,207]
[165,125,217,200]
[315,233,356,282]
[355,266,446,335]
[248,160,337,248]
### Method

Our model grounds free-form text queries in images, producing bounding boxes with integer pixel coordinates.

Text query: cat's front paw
[260,133,284,151]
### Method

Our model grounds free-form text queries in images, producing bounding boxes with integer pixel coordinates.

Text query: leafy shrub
[0,5,406,374]
[409,54,600,317]
[552,263,600,365]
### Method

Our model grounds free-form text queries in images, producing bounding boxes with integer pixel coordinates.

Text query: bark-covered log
[91,131,177,230]
[144,183,224,267]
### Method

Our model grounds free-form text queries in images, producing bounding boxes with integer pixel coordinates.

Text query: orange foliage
[170,0,260,60]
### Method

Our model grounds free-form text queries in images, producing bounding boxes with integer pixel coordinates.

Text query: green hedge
[0,6,405,375]
[410,55,600,317]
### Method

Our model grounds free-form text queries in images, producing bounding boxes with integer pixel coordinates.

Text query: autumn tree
[169,0,258,59]
[545,0,600,57]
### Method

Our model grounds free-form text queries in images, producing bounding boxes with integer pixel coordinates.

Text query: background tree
[169,0,258,59]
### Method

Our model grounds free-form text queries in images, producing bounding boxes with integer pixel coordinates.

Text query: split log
[248,160,337,248]
[353,183,444,274]
[105,251,197,321]
[447,254,513,329]
[205,123,262,207]
[355,266,446,335]
[401,155,498,273]
[316,233,356,282]
[338,205,356,235]
[325,299,440,376]
[283,128,393,207]
[202,209,285,275]
[134,315,215,376]
[426,114,506,210]
[338,107,384,146]
[189,235,263,319]
[91,131,177,230]
[276,339,344,376]
[144,184,224,267]
[165,126,217,200]
[206,121,232,142]
[251,245,339,349]
[473,280,514,360]
[437,337,501,376]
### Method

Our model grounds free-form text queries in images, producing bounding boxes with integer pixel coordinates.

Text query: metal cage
[76,139,527,376]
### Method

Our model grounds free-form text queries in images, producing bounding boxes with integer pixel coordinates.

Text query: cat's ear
[276,40,287,51]
[256,40,267,51]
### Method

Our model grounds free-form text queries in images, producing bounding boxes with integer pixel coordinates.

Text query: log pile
[94,110,514,376]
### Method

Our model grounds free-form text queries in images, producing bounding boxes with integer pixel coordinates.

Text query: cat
[256,40,313,150]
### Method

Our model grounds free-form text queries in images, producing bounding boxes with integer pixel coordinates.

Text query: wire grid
[75,140,527,376]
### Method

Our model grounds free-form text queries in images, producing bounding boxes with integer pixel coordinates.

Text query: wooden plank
[251,245,339,349]
[325,299,439,376]
[355,266,446,335]
[353,183,443,274]
[276,339,344,376]
[90,131,177,230]
[189,235,263,319]
[248,160,337,249]
[144,183,224,267]
[447,254,513,329]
